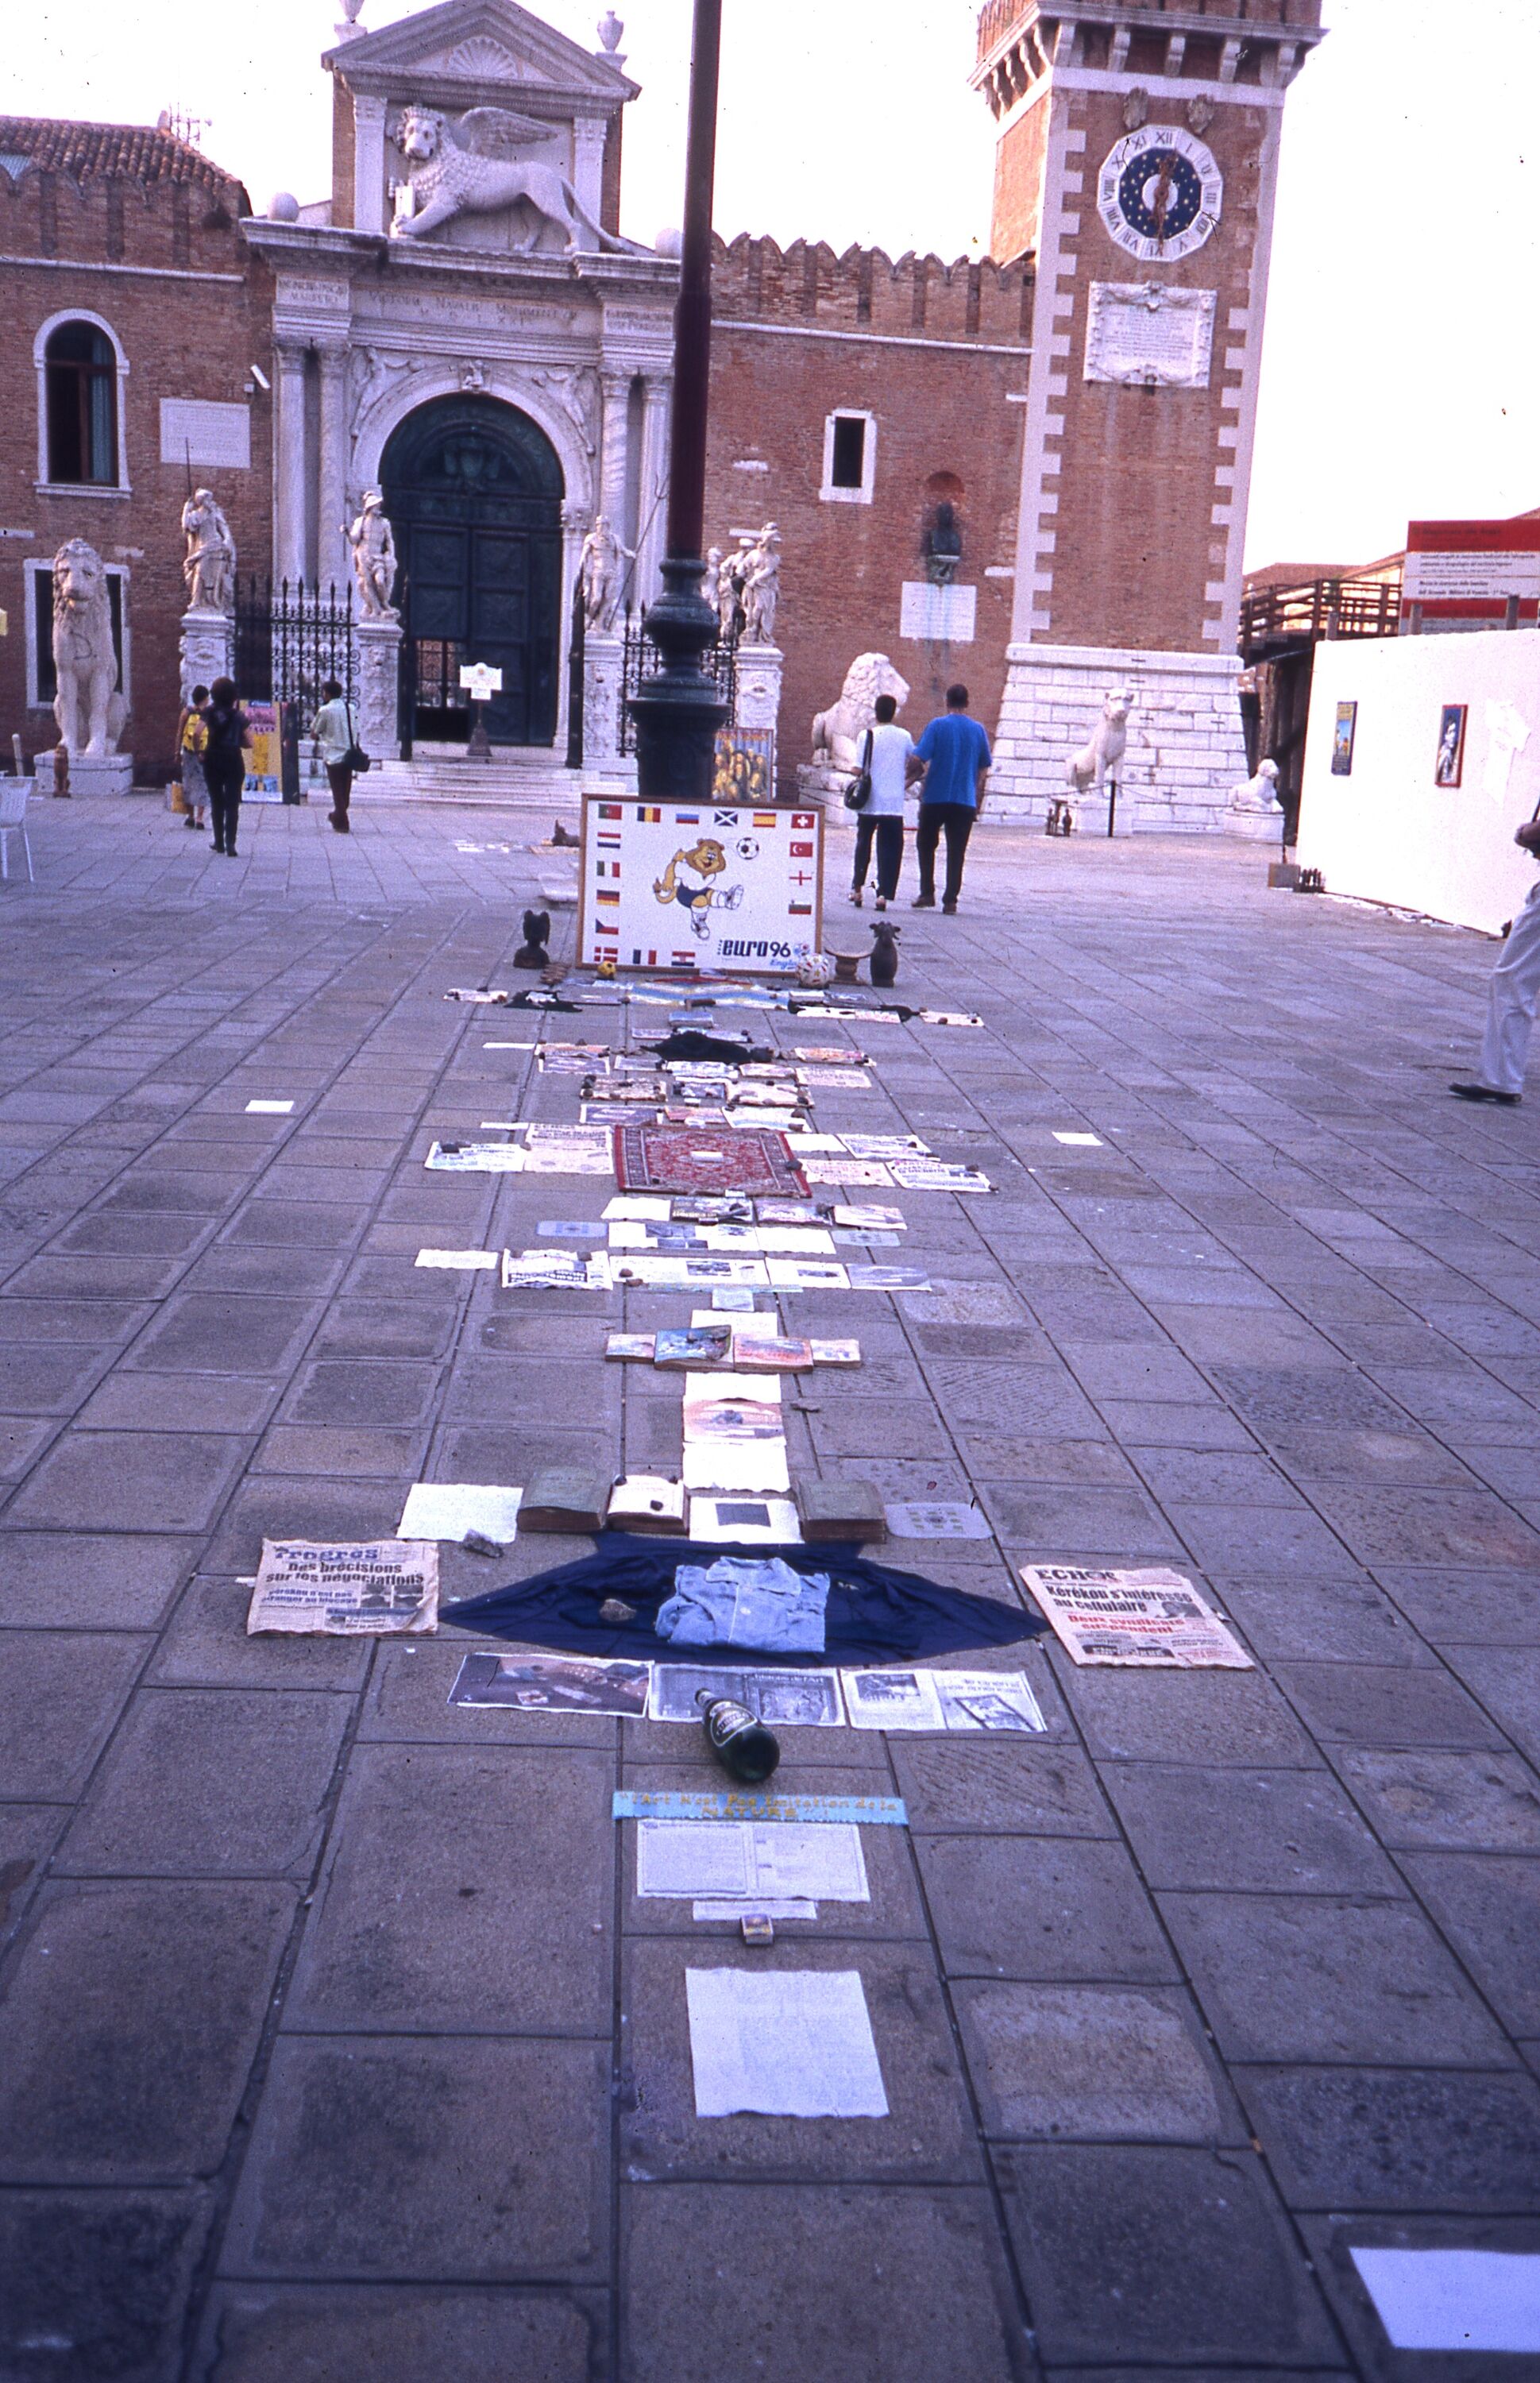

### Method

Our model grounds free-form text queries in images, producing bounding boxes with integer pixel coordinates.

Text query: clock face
[1098,125,1224,263]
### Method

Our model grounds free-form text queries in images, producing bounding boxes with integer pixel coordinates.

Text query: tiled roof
[0,115,245,203]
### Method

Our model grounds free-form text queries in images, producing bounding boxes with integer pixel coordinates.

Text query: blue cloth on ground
[442,1535,1046,1665]
[657,1557,831,1651]
[915,713,992,809]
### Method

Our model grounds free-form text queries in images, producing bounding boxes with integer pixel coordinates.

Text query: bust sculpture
[346,490,399,620]
[180,488,236,613]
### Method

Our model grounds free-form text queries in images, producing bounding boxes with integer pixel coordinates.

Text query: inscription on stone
[1084,282,1216,390]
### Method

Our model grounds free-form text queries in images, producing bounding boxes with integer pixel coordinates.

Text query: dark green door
[381,396,564,748]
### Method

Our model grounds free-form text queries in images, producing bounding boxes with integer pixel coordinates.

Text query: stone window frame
[33,308,133,497]
[820,408,878,505]
[23,555,132,712]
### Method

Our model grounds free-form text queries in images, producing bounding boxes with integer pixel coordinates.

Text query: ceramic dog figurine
[513,910,552,969]
[870,920,900,987]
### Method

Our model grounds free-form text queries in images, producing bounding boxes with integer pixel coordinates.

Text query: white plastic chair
[0,781,33,883]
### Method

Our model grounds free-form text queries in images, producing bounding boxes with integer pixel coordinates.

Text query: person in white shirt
[311,678,358,834]
[849,694,923,910]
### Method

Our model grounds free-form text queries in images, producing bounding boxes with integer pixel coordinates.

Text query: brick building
[0,116,272,779]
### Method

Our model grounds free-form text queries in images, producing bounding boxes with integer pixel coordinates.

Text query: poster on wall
[713,727,774,806]
[1330,702,1357,776]
[580,796,824,975]
[243,701,283,801]
[1434,704,1469,790]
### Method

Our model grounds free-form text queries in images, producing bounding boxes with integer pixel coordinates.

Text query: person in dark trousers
[849,693,924,911]
[202,678,251,858]
[311,678,357,833]
[912,682,991,913]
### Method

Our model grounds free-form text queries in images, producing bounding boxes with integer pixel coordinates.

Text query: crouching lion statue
[811,654,912,773]
[52,539,127,758]
[392,106,640,255]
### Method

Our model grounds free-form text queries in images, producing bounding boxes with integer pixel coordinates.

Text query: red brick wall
[0,164,273,779]
[705,236,1031,786]
[990,92,1048,265]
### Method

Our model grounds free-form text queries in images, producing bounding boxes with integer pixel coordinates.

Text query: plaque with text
[1084,283,1216,390]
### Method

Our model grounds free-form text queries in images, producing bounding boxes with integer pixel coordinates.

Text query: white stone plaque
[1084,284,1216,390]
[900,582,977,644]
[160,399,251,469]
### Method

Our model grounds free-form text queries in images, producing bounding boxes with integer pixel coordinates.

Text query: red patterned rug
[613,1126,809,1197]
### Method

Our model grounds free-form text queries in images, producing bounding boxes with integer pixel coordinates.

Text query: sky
[7,0,1538,570]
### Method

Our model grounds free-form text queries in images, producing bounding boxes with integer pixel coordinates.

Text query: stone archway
[381,394,565,748]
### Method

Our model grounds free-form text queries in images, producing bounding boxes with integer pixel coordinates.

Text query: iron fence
[232,576,355,713]
[617,608,739,756]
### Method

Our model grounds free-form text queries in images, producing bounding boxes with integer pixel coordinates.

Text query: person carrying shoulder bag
[848,693,921,911]
[311,678,369,835]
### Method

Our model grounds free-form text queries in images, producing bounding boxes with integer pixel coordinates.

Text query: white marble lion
[52,539,126,758]
[391,106,636,255]
[811,654,911,772]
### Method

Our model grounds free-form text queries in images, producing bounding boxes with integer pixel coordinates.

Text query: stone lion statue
[391,106,637,254]
[52,539,126,757]
[1229,757,1283,813]
[811,654,911,772]
[1067,689,1132,795]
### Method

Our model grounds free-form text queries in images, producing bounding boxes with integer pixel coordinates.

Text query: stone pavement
[1,793,1538,2383]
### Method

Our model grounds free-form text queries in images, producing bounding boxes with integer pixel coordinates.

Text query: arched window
[45,321,118,485]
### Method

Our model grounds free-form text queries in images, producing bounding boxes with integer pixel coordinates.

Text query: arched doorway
[381,395,565,749]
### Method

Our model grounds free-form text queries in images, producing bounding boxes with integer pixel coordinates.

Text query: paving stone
[1212,1365,1414,1438]
[310,1300,460,1360]
[222,1202,363,1250]
[953,1983,1232,2143]
[961,1438,1137,1486]
[439,1357,619,1425]
[1334,1746,1540,1850]
[125,1295,320,1377]
[0,2188,212,2383]
[281,1360,442,1427]
[917,1833,1177,1983]
[288,1745,613,2033]
[620,2183,1024,2383]
[975,1483,1184,1558]
[1299,2214,1540,2383]
[0,1531,194,1628]
[1158,1892,1511,2067]
[996,2145,1340,2364]
[0,1802,67,1949]
[79,1373,279,1434]
[195,2285,604,2383]
[5,1430,249,1531]
[58,1689,351,1877]
[1160,1500,1355,1574]
[181,1245,348,1296]
[1279,1423,1479,1486]
[1239,2065,1540,2211]
[1300,1483,1540,1570]
[1218,1577,1438,1667]
[1102,1766,1403,1894]
[1438,1647,1540,1762]
[1129,1448,1310,1506]
[619,1937,982,2183]
[0,1297,152,1342]
[57,1211,214,1257]
[201,1475,406,1573]
[1273,1661,1509,1751]
[1097,1399,1260,1450]
[0,1342,112,1413]
[1379,1566,1540,1644]
[0,1631,146,1799]
[223,2037,608,2281]
[1052,1662,1318,1767]
[891,1739,1117,1836]
[146,1574,371,1691]
[0,1879,293,2182]
[1399,1853,1540,2035]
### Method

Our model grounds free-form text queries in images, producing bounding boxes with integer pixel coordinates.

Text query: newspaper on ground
[884,1501,991,1541]
[888,1159,993,1193]
[842,1668,946,1731]
[637,1820,869,1902]
[793,1047,869,1065]
[415,1248,499,1270]
[693,1898,816,1922]
[446,987,509,1003]
[839,1134,931,1159]
[685,1968,888,2118]
[538,1221,608,1238]
[425,1141,526,1173]
[1023,1565,1253,1668]
[501,1249,612,1290]
[647,1662,842,1725]
[801,1157,895,1187]
[397,1482,523,1543]
[248,1539,438,1636]
[932,1670,1047,1731]
[845,1265,931,1292]
[245,1099,294,1114]
[449,1651,650,1717]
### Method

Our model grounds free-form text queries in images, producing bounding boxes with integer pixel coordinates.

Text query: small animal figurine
[513,909,552,969]
[869,920,900,987]
[551,819,580,848]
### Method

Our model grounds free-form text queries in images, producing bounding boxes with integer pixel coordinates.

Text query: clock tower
[972,2,1326,826]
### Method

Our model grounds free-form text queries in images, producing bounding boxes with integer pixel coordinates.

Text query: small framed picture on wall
[1434,704,1469,789]
[1331,702,1357,776]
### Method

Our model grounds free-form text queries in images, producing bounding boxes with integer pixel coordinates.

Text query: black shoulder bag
[843,728,874,812]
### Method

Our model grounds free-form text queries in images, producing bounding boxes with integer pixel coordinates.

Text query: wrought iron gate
[232,577,355,713]
[617,607,738,755]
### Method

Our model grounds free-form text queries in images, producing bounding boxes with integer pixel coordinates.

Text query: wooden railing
[1240,572,1402,659]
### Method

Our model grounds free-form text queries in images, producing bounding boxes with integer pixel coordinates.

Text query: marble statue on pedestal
[811,655,911,772]
[1229,757,1283,813]
[180,489,236,613]
[389,105,636,254]
[52,540,127,757]
[346,490,399,619]
[740,522,782,647]
[1067,691,1132,801]
[579,514,634,632]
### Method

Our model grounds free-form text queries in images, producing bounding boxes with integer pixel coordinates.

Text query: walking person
[1450,815,1540,1105]
[311,678,357,834]
[912,682,991,914]
[848,693,921,911]
[202,678,251,859]
[176,683,209,832]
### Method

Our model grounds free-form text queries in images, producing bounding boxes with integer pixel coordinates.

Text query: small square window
[821,411,876,504]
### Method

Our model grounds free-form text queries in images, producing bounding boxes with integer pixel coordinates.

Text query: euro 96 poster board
[580,796,824,975]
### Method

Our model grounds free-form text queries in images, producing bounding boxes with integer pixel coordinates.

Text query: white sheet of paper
[245,1099,294,1114]
[681,1438,791,1493]
[415,1249,499,1270]
[1349,2249,1540,2351]
[685,1371,781,1405]
[638,1821,869,1902]
[686,1968,888,2118]
[604,1195,674,1221]
[1053,1131,1103,1146]
[397,1483,523,1543]
[693,1898,817,1922]
[843,1669,947,1730]
[934,1671,1047,1733]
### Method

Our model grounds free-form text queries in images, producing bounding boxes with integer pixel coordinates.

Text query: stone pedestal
[179,605,234,703]
[33,752,134,798]
[732,641,783,774]
[581,630,636,788]
[1224,807,1289,845]
[354,616,403,763]
[989,643,1250,832]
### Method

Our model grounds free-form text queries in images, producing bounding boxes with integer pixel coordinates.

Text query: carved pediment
[326,0,639,110]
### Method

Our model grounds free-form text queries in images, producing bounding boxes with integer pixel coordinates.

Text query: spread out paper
[648,1663,841,1726]
[843,1669,946,1731]
[1349,2250,1540,2353]
[685,1968,888,2118]
[839,1134,930,1159]
[932,1671,1047,1732]
[245,1099,294,1114]
[1023,1565,1253,1669]
[426,1141,527,1173]
[604,1195,674,1221]
[637,1821,870,1902]
[415,1248,499,1270]
[885,1502,991,1541]
[397,1483,523,1543]
[449,1651,650,1717]
[248,1539,438,1636]
[681,1437,791,1494]
[1053,1130,1103,1146]
[801,1158,894,1188]
[693,1898,817,1922]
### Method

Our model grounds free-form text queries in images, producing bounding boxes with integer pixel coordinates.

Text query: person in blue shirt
[912,683,991,913]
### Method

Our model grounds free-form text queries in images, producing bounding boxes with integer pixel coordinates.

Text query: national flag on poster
[675,811,701,825]
[596,832,622,849]
[636,805,662,823]
[599,803,623,819]
[595,917,619,936]
[789,902,812,916]
[596,889,620,906]
[793,813,816,828]
[790,841,813,857]
[714,810,739,827]
[672,950,699,966]
[753,812,778,828]
[632,948,659,966]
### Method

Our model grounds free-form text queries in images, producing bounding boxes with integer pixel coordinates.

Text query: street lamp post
[627,0,728,799]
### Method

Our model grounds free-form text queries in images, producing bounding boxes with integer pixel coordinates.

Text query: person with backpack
[202,678,251,858]
[848,693,922,912]
[311,678,360,834]
[175,683,210,833]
